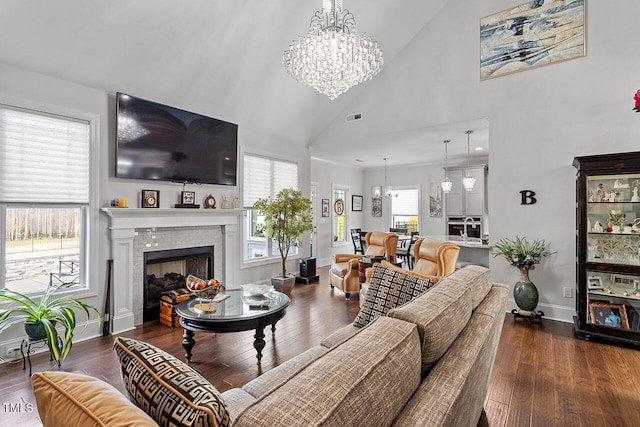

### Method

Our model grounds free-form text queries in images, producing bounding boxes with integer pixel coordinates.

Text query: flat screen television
[115,92,238,186]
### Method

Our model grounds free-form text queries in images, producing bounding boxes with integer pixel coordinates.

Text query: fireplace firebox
[143,246,214,322]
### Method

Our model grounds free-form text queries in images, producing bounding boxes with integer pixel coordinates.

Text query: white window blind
[392,188,419,215]
[0,105,90,203]
[243,154,298,207]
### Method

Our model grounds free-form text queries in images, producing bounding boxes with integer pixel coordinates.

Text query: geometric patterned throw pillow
[113,337,230,427]
[354,263,438,328]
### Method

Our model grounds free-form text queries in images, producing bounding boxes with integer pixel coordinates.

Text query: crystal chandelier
[462,130,476,191]
[441,140,452,194]
[283,0,384,100]
[383,158,397,197]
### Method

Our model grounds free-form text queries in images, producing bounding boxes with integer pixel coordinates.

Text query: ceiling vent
[346,113,363,122]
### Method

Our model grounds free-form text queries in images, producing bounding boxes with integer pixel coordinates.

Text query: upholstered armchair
[360,238,460,305]
[330,231,399,299]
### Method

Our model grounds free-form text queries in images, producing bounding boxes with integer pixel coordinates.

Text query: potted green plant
[494,236,551,317]
[0,281,101,363]
[253,188,313,294]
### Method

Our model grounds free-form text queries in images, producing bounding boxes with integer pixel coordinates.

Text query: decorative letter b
[520,190,537,205]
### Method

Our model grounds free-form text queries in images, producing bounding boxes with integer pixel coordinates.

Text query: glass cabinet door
[586,174,640,266]
[585,270,640,332]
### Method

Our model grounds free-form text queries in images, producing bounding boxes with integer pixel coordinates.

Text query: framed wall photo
[372,197,382,217]
[321,199,330,217]
[589,301,630,329]
[352,195,363,211]
[429,182,443,217]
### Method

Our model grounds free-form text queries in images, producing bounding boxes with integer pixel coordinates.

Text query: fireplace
[143,246,214,322]
[101,208,240,333]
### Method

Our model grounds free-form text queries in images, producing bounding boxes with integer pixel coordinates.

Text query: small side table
[21,337,61,376]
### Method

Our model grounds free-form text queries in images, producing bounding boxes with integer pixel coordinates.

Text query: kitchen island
[421,235,491,268]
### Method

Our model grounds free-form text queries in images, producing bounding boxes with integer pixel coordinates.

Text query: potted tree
[0,281,101,364]
[253,188,313,294]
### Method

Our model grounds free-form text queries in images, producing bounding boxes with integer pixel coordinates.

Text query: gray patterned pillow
[354,263,438,328]
[114,337,230,427]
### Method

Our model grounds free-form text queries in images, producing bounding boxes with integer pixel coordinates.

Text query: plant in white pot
[253,188,313,294]
[0,281,101,364]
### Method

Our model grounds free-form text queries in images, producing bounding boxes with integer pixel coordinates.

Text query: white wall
[313,0,640,322]
[310,158,364,267]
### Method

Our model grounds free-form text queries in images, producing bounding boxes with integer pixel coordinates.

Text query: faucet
[461,217,477,241]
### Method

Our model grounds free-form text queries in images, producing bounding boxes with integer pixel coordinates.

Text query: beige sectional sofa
[32,265,508,427]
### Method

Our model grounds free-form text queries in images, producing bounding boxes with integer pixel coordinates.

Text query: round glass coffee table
[176,288,289,365]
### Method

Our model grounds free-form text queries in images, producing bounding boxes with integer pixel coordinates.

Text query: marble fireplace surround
[102,208,239,334]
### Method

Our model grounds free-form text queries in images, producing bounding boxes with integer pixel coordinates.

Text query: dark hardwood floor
[1,266,639,427]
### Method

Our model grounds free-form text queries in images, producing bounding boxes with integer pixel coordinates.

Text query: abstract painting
[429,183,443,218]
[480,0,585,80]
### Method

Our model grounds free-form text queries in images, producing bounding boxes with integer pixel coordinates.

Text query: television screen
[116,92,238,186]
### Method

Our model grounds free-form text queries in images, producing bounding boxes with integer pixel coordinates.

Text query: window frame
[331,184,350,247]
[240,150,301,267]
[390,185,421,234]
[0,95,99,301]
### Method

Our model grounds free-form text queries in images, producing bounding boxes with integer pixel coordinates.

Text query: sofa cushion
[439,265,492,309]
[31,371,157,427]
[233,316,421,427]
[388,266,486,374]
[354,263,438,328]
[113,336,230,427]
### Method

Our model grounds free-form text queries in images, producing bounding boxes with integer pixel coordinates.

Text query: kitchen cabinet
[445,166,487,217]
[573,152,640,346]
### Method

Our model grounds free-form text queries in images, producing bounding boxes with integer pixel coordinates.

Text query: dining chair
[396,231,420,268]
[350,228,365,254]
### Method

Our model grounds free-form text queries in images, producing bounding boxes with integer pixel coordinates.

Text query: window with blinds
[242,154,298,208]
[391,187,420,233]
[242,153,299,261]
[0,105,90,204]
[1,103,91,293]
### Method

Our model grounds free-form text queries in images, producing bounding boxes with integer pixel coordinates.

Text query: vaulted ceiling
[0,0,488,168]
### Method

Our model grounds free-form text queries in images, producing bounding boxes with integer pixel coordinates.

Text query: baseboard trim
[506,299,575,323]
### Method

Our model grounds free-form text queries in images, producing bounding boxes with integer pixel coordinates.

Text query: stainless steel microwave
[447,217,482,239]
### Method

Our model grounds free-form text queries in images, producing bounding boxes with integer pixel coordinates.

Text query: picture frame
[352,195,363,211]
[612,274,635,287]
[334,199,345,216]
[321,199,330,217]
[587,276,604,290]
[589,301,630,329]
[480,0,585,80]
[372,197,382,217]
[181,191,196,205]
[429,182,443,218]
[141,190,159,208]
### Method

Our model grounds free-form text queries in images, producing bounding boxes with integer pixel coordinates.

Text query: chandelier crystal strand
[283,0,383,100]
[462,130,476,191]
[441,140,452,194]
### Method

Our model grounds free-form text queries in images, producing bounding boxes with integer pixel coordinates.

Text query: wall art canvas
[429,183,443,218]
[480,0,585,80]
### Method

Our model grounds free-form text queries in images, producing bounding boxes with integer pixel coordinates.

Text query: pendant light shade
[462,130,475,191]
[441,140,452,194]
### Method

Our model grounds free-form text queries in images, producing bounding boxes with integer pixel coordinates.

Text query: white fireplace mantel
[101,208,240,333]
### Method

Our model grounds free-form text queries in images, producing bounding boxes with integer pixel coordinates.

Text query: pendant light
[462,130,475,191]
[383,158,397,197]
[441,140,452,194]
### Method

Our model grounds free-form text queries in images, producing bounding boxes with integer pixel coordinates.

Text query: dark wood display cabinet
[573,152,640,346]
